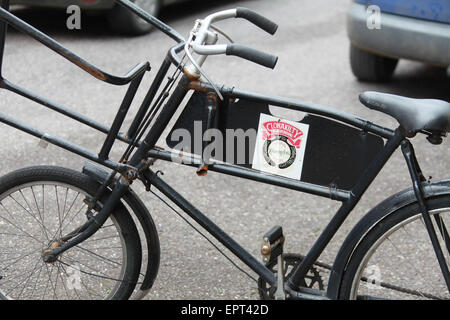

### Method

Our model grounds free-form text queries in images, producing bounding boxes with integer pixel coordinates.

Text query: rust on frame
[196,164,209,176]
[187,80,213,93]
[61,51,107,82]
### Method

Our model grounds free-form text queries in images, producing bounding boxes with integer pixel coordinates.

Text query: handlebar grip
[235,7,278,35]
[226,44,278,69]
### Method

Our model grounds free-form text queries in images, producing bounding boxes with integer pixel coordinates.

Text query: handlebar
[180,7,279,98]
[187,7,279,70]
[235,7,278,35]
[190,43,278,69]
[226,44,278,69]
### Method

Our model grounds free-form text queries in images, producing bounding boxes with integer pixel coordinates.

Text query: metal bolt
[261,244,271,256]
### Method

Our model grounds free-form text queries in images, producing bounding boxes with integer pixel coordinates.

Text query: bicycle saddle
[359,91,450,137]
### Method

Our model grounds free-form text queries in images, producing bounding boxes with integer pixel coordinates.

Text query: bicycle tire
[339,194,450,300]
[0,166,142,300]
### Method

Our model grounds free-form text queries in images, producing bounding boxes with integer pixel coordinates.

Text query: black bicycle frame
[0,0,448,298]
[140,80,405,292]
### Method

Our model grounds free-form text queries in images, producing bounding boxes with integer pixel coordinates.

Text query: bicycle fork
[401,140,450,293]
[41,177,131,263]
[42,75,192,263]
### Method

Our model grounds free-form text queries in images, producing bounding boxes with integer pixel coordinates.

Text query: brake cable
[148,189,258,283]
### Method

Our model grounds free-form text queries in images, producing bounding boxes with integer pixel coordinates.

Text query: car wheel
[107,0,162,36]
[349,44,398,82]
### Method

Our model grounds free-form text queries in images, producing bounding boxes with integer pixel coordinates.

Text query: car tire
[107,0,162,36]
[350,44,398,82]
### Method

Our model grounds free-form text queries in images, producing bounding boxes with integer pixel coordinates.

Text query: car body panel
[10,0,183,10]
[354,0,450,24]
[347,2,450,67]
[10,0,115,10]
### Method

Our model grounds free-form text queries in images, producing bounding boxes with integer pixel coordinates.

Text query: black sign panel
[166,91,384,190]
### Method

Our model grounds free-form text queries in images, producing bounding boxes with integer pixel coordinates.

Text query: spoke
[55,262,71,300]
[55,186,62,239]
[19,190,51,240]
[387,235,424,278]
[30,263,45,299]
[359,275,445,300]
[53,261,60,299]
[357,211,450,300]
[58,258,129,285]
[15,257,43,299]
[30,186,44,222]
[0,263,39,284]
[101,224,115,229]
[30,186,50,240]
[434,214,450,259]
[80,246,123,250]
[8,195,49,240]
[83,234,120,243]
[62,188,69,223]
[0,232,40,239]
[0,203,44,245]
[44,263,58,300]
[56,191,81,237]
[1,250,39,272]
[3,256,41,298]
[386,235,426,299]
[41,263,50,300]
[63,192,81,225]
[59,263,82,300]
[42,185,45,234]
[56,202,88,240]
[73,245,122,269]
[62,257,103,299]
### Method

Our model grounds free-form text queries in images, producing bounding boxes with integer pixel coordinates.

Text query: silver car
[10,0,183,35]
[347,0,450,82]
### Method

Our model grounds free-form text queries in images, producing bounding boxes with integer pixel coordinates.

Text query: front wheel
[0,166,142,300]
[339,195,450,300]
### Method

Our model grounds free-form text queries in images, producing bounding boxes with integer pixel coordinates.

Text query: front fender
[326,179,450,299]
[82,162,160,299]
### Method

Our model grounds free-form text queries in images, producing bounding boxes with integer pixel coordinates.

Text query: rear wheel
[339,195,450,300]
[0,166,142,300]
[350,44,398,82]
[107,0,162,36]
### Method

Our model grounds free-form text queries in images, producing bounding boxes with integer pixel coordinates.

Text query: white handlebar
[183,8,278,99]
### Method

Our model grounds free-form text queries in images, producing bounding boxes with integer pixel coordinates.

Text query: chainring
[258,253,324,300]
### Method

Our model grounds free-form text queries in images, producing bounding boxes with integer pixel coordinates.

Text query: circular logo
[262,135,296,169]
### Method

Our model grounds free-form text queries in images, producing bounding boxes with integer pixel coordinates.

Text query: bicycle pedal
[260,226,284,264]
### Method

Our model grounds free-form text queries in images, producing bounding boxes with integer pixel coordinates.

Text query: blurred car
[347,0,450,82]
[10,0,184,35]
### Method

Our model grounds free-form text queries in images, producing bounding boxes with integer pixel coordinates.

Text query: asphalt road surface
[0,0,449,300]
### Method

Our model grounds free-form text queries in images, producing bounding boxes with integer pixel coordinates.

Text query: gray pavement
[0,0,449,299]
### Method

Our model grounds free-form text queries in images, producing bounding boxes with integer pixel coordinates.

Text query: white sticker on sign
[251,114,309,180]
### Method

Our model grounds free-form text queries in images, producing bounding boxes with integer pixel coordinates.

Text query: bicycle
[0,0,449,300]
